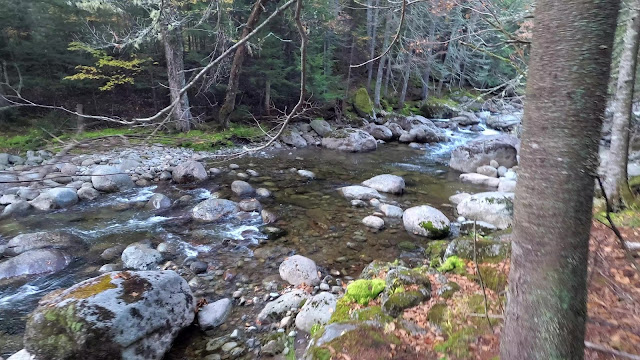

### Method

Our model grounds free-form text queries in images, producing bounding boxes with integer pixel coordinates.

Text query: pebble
[230,329,240,339]
[279,315,293,328]
[222,342,238,352]
[320,283,330,291]
[288,330,296,337]
[232,290,243,298]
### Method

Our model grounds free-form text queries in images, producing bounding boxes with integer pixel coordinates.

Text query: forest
[0,0,639,359]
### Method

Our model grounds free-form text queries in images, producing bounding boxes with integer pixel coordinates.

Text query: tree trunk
[374,11,392,108]
[366,0,380,91]
[345,34,357,101]
[421,19,436,101]
[383,56,392,97]
[604,4,640,208]
[75,103,85,135]
[398,54,410,109]
[500,0,619,359]
[218,0,268,128]
[161,5,192,133]
[264,79,271,116]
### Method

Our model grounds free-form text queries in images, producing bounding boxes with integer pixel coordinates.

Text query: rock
[231,180,255,197]
[458,221,497,236]
[350,199,366,207]
[198,298,232,330]
[261,209,278,224]
[353,88,373,117]
[453,111,481,126]
[30,187,78,210]
[261,340,284,356]
[456,192,514,229]
[322,128,377,152]
[146,193,171,210]
[191,199,239,222]
[17,188,40,201]
[172,161,208,183]
[279,255,320,286]
[0,194,19,205]
[23,271,194,360]
[386,123,404,139]
[497,166,508,177]
[6,349,35,360]
[1,200,31,218]
[238,198,262,212]
[498,179,517,192]
[487,113,521,130]
[449,193,471,205]
[99,263,120,273]
[338,185,382,200]
[5,231,85,256]
[362,174,405,194]
[121,242,162,270]
[257,289,311,323]
[295,292,337,332]
[60,163,78,176]
[297,170,315,179]
[362,215,385,229]
[476,165,498,178]
[409,125,447,143]
[504,169,517,181]
[91,165,134,192]
[0,153,9,165]
[445,238,510,262]
[449,135,520,173]
[380,204,403,218]
[281,130,308,148]
[398,131,416,143]
[116,159,140,172]
[459,173,500,187]
[77,186,100,201]
[310,119,333,137]
[365,124,393,141]
[100,245,126,261]
[256,188,271,198]
[382,291,427,317]
[402,205,450,238]
[190,261,208,274]
[0,249,71,280]
[490,160,499,168]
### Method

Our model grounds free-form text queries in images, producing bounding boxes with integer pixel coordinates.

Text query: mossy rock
[307,323,409,360]
[434,326,477,358]
[472,265,508,293]
[437,256,466,275]
[397,241,418,251]
[427,303,449,326]
[424,240,449,268]
[351,306,393,323]
[419,220,450,239]
[419,97,460,118]
[353,88,373,117]
[382,290,427,317]
[344,279,386,305]
[359,259,406,280]
[328,297,352,324]
[438,281,461,299]
[445,238,510,263]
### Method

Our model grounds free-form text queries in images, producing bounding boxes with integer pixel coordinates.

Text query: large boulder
[121,243,162,270]
[172,161,207,183]
[23,271,194,360]
[353,88,373,117]
[362,174,405,194]
[338,185,382,200]
[459,173,500,188]
[91,165,134,192]
[191,198,239,222]
[364,124,393,141]
[0,249,72,280]
[449,135,520,173]
[456,192,514,229]
[310,119,333,137]
[295,292,337,333]
[5,231,85,256]
[30,187,78,210]
[409,125,447,143]
[322,129,377,152]
[402,205,450,239]
[258,289,311,323]
[486,113,521,130]
[279,255,320,286]
[281,130,308,148]
[1,200,31,218]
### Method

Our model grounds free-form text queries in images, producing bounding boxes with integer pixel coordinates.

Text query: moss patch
[315,324,405,359]
[397,241,418,251]
[472,266,508,293]
[437,256,466,274]
[424,240,449,268]
[427,303,449,326]
[353,87,373,117]
[62,274,116,300]
[382,290,426,317]
[420,97,459,118]
[351,306,393,323]
[344,279,385,305]
[419,221,450,239]
[329,297,352,324]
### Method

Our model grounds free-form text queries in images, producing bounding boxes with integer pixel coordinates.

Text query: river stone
[295,292,337,333]
[92,165,134,192]
[172,161,207,183]
[362,215,384,229]
[0,153,8,165]
[0,194,19,205]
[380,204,403,218]
[454,111,481,126]
[1,200,31,218]
[362,174,405,194]
[449,135,519,173]
[121,242,162,270]
[458,220,497,236]
[101,245,126,261]
[476,165,498,178]
[231,180,255,197]
[192,199,239,222]
[321,128,377,152]
[402,205,450,238]
[0,249,72,280]
[256,188,272,198]
[238,198,261,212]
[198,298,232,330]
[459,173,500,187]
[365,124,393,141]
[261,209,278,224]
[257,289,311,323]
[297,169,315,179]
[498,179,517,192]
[486,113,521,130]
[386,123,404,139]
[338,185,382,200]
[6,349,35,360]
[456,192,514,229]
[279,255,320,286]
[17,188,40,201]
[281,130,308,148]
[146,193,171,210]
[309,119,332,137]
[74,186,98,201]
[30,187,78,210]
[60,163,78,176]
[5,231,85,256]
[23,270,194,360]
[449,193,471,205]
[409,124,447,143]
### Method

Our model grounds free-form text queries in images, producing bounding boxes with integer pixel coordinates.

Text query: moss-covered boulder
[353,88,373,117]
[321,128,377,152]
[444,238,510,263]
[456,192,515,230]
[382,290,427,317]
[344,279,385,305]
[402,205,450,238]
[23,271,194,360]
[419,97,460,118]
[424,240,449,267]
[472,265,508,293]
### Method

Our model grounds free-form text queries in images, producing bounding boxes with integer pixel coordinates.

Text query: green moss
[397,241,418,251]
[0,129,47,152]
[420,97,460,118]
[353,87,373,116]
[434,327,476,357]
[427,303,449,326]
[437,256,466,274]
[420,221,450,239]
[310,347,332,360]
[351,306,393,323]
[440,281,461,299]
[310,323,324,337]
[424,240,449,268]
[382,290,426,317]
[594,208,640,228]
[62,274,116,300]
[344,279,385,305]
[329,297,352,324]
[316,324,403,359]
[446,237,510,263]
[473,266,508,293]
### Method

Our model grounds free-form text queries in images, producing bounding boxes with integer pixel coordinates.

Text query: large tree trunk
[420,19,436,101]
[374,11,392,107]
[604,4,640,208]
[161,5,192,133]
[218,0,268,128]
[366,0,380,91]
[500,0,619,359]
[398,54,410,109]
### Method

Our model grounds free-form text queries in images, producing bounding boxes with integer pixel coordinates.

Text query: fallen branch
[584,341,640,360]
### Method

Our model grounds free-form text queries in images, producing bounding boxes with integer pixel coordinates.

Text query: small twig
[473,220,494,331]
[584,341,640,360]
[468,313,504,319]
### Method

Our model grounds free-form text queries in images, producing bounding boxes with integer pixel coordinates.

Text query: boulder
[146,193,171,210]
[322,129,377,152]
[362,215,385,229]
[191,199,239,222]
[172,161,208,183]
[338,185,382,200]
[364,124,393,141]
[295,292,337,332]
[1,200,31,218]
[449,135,519,173]
[30,187,78,210]
[310,119,333,137]
[353,88,373,117]
[0,249,72,280]
[476,165,498,178]
[386,123,404,139]
[449,193,471,205]
[281,130,308,148]
[91,165,134,192]
[402,205,450,238]
[60,163,78,176]
[17,188,40,201]
[77,186,100,201]
[279,255,320,286]
[257,289,311,323]
[231,180,255,197]
[121,242,162,270]
[198,298,232,330]
[453,111,480,126]
[5,231,85,256]
[456,192,514,229]
[459,173,500,187]
[379,204,403,218]
[23,271,194,360]
[486,113,521,130]
[238,198,262,212]
[409,125,447,143]
[498,179,517,192]
[6,349,35,360]
[362,174,405,194]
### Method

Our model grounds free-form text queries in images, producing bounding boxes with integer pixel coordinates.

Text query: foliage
[344,279,385,305]
[437,256,466,274]
[0,129,47,152]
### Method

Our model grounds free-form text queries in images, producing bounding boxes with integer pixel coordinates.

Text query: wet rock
[257,289,311,323]
[487,113,521,130]
[60,163,78,176]
[172,161,207,183]
[255,188,271,198]
[192,199,239,222]
[321,128,377,152]
[0,249,71,280]
[365,124,393,141]
[238,198,262,212]
[476,165,498,178]
[99,263,121,273]
[1,200,31,218]
[295,292,337,332]
[198,298,232,330]
[362,215,384,230]
[386,123,404,139]
[263,226,287,240]
[261,209,278,224]
[101,245,126,261]
[30,187,78,210]
[23,271,194,360]
[91,165,134,192]
[409,124,447,143]
[398,131,416,143]
[310,119,333,137]
[380,204,403,218]
[449,135,519,173]
[458,220,497,235]
[297,169,315,179]
[338,185,382,200]
[350,199,366,207]
[190,261,208,274]
[456,191,514,229]
[279,255,320,286]
[0,194,19,205]
[453,111,480,126]
[459,173,500,187]
[5,231,85,256]
[146,193,171,210]
[281,130,308,148]
[231,180,255,197]
[362,174,405,194]
[17,188,40,201]
[402,205,450,239]
[121,242,162,270]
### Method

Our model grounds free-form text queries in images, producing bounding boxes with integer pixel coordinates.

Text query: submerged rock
[5,231,85,256]
[338,185,382,201]
[322,129,377,152]
[362,215,385,230]
[191,199,239,222]
[0,249,72,280]
[402,205,450,238]
[231,180,255,197]
[279,255,320,286]
[23,270,194,360]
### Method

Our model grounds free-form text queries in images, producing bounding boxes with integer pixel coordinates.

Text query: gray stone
[338,185,382,200]
[449,135,519,173]
[257,289,311,323]
[486,113,521,130]
[5,231,85,256]
[172,161,208,183]
[77,186,100,201]
[17,188,40,201]
[362,174,405,194]
[0,194,19,205]
[458,220,497,236]
[99,263,121,273]
[498,179,517,192]
[261,209,278,224]
[449,193,471,205]
[256,188,271,198]
[279,255,320,286]
[365,124,393,141]
[402,205,450,238]
[60,163,78,176]
[231,180,255,197]
[362,215,384,229]
[1,200,31,218]
[198,298,232,330]
[497,166,508,177]
[146,193,171,210]
[30,187,78,210]
[489,160,499,168]
[192,199,239,222]
[459,173,500,188]
[121,242,162,270]
[0,249,71,280]
[309,119,333,137]
[456,191,514,229]
[297,169,315,179]
[238,198,261,212]
[321,128,377,152]
[101,245,126,261]
[295,292,337,332]
[281,130,308,148]
[476,165,498,178]
[91,165,134,192]
[386,123,405,139]
[380,204,403,218]
[117,159,140,172]
[409,124,447,143]
[6,349,35,360]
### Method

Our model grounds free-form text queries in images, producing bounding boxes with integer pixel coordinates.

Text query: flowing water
[0,122,498,358]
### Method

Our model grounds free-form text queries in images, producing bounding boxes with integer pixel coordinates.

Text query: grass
[0,129,48,153]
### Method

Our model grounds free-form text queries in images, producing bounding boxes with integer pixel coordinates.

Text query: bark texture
[374,11,392,107]
[604,3,640,208]
[500,0,619,359]
[218,0,268,128]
